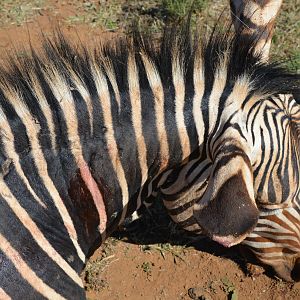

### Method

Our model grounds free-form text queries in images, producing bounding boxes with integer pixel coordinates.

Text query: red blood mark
[78,160,107,234]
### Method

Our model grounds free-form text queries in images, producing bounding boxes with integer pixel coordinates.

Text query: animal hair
[0,20,299,129]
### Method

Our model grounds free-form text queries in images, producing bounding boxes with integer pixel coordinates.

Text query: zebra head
[191,93,300,280]
[244,94,300,281]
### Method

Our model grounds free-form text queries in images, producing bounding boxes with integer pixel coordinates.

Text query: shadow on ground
[112,199,276,280]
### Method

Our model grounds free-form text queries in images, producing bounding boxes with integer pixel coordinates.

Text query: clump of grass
[141,243,187,263]
[66,0,123,31]
[0,0,45,26]
[83,238,118,292]
[284,50,300,73]
[221,277,238,300]
[66,0,213,32]
[139,261,154,278]
[271,0,300,72]
[162,0,208,19]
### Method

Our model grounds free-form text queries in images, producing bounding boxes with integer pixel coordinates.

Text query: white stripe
[0,181,83,288]
[128,54,148,209]
[172,55,190,159]
[0,288,12,300]
[253,226,291,234]
[243,239,299,252]
[3,85,85,263]
[65,66,94,136]
[192,53,205,150]
[208,60,227,133]
[277,213,300,237]
[0,233,66,300]
[30,74,57,154]
[0,108,46,208]
[141,53,169,171]
[92,64,129,224]
[253,232,299,243]
[102,59,121,111]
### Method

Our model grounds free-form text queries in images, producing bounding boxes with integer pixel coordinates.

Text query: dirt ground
[0,1,299,299]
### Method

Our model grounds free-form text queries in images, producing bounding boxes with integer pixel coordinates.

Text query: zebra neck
[56,88,201,255]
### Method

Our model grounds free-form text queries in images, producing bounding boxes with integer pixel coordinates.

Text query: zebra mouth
[212,233,249,248]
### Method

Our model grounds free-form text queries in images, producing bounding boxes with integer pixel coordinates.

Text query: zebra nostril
[291,258,300,282]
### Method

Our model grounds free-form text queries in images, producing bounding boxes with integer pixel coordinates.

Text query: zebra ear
[193,161,259,247]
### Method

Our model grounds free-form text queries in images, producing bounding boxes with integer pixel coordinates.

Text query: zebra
[229,0,300,282]
[152,0,300,282]
[160,92,300,282]
[0,15,299,300]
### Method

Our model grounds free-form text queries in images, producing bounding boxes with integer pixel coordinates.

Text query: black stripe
[2,162,83,272]
[267,111,282,202]
[168,198,197,215]
[0,249,47,300]
[256,109,274,203]
[0,196,85,299]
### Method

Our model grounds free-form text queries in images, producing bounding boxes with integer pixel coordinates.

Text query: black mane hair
[0,20,299,114]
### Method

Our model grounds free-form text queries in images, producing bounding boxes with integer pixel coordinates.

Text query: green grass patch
[0,0,45,26]
[66,0,122,31]
[65,0,216,32]
[271,0,300,72]
[162,0,208,19]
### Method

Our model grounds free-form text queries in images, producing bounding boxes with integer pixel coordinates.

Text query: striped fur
[230,0,283,60]
[0,21,299,298]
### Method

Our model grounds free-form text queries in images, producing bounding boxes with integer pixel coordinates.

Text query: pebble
[188,287,213,300]
[246,263,265,277]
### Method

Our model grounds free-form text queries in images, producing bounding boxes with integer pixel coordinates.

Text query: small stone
[246,262,265,277]
[293,282,300,290]
[188,288,213,300]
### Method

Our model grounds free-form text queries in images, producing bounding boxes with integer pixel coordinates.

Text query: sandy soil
[0,1,299,299]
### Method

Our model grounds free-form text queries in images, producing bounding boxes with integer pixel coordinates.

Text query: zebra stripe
[0,14,299,298]
[243,207,300,281]
[91,63,130,228]
[140,53,169,171]
[0,233,66,299]
[192,52,205,149]
[128,54,148,210]
[230,0,283,59]
[0,287,11,300]
[173,54,191,160]
[0,106,46,208]
[0,180,82,287]
[4,79,85,263]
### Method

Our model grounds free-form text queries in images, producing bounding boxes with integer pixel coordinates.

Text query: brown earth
[0,1,299,300]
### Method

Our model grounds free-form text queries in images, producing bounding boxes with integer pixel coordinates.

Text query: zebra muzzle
[193,150,259,247]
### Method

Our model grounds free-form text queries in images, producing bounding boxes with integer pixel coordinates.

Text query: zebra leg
[230,0,283,59]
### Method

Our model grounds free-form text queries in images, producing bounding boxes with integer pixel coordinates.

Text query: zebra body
[0,18,299,299]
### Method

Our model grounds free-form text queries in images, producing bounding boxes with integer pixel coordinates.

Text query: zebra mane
[0,21,299,117]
